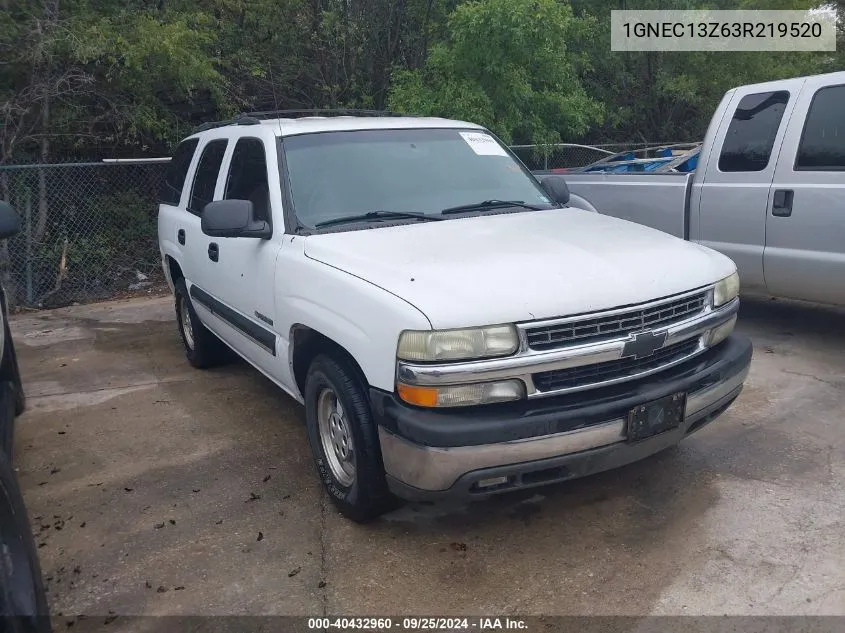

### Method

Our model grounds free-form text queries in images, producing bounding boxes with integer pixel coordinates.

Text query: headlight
[397,325,519,362]
[706,314,736,347]
[397,380,525,407]
[713,271,740,307]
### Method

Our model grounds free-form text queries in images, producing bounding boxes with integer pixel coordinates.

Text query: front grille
[532,338,701,393]
[525,292,708,351]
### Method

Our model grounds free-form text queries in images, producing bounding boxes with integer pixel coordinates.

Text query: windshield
[281,128,553,229]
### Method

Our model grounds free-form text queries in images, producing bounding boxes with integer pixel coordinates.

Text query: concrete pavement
[10,294,845,622]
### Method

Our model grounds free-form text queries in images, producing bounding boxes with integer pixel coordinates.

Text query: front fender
[276,245,431,393]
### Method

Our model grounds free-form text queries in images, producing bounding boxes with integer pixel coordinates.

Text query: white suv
[157,111,752,522]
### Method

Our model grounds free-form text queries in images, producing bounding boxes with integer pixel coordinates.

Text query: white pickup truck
[157,111,752,522]
[556,71,845,307]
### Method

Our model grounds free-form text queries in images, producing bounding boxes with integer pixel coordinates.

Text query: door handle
[208,243,219,262]
[177,229,185,245]
[772,189,794,217]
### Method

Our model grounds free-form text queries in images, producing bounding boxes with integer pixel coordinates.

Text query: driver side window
[224,138,271,223]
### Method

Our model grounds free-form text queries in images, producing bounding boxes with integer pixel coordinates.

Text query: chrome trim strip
[396,298,739,398]
[380,360,748,492]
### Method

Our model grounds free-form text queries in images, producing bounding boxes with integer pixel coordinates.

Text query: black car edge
[0,201,51,633]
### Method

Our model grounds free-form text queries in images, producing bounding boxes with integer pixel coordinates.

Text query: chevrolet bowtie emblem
[622,330,667,360]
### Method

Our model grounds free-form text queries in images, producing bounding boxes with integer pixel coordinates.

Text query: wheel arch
[289,325,371,400]
[164,254,184,291]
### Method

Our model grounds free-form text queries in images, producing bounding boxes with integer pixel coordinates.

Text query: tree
[0,0,94,166]
[388,0,604,144]
[568,0,832,142]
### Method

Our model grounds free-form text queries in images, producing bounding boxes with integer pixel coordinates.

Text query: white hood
[303,209,736,329]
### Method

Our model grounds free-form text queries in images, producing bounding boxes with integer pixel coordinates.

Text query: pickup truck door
[763,78,845,306]
[192,135,283,376]
[696,81,801,292]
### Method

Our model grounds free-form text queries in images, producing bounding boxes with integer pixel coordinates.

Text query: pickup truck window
[160,139,198,205]
[224,138,271,222]
[281,128,551,229]
[796,85,845,171]
[718,91,790,173]
[188,139,228,215]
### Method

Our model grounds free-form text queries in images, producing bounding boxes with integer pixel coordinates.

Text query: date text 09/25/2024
[307,617,528,630]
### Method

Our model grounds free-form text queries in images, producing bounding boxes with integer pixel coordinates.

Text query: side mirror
[538,175,570,206]
[201,200,271,239]
[0,202,21,239]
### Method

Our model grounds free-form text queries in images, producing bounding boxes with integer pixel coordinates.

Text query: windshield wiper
[314,210,444,229]
[440,200,545,215]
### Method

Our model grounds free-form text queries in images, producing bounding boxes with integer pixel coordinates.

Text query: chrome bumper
[379,362,749,494]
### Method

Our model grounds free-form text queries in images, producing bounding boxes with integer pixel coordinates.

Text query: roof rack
[193,109,412,133]
[244,108,410,119]
[194,114,261,133]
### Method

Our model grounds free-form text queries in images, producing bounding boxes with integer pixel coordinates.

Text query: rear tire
[304,354,397,522]
[174,279,229,369]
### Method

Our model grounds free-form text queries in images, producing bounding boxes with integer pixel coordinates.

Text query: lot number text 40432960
[307,617,529,631]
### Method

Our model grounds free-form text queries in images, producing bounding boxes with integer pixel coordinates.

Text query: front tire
[304,354,396,522]
[173,279,228,369]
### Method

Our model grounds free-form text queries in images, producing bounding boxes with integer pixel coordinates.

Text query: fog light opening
[474,475,512,490]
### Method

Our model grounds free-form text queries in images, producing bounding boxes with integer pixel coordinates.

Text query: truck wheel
[304,354,396,522]
[174,279,228,369]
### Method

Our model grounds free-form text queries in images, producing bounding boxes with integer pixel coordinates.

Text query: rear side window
[796,85,845,170]
[188,139,228,214]
[224,138,271,222]
[160,139,198,205]
[718,91,790,172]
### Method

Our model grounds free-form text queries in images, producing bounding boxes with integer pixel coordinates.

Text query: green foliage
[97,190,158,260]
[1,0,840,157]
[62,234,116,284]
[568,0,832,141]
[389,0,603,144]
[69,7,227,146]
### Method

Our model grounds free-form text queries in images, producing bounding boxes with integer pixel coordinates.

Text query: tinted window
[224,138,270,222]
[188,140,228,214]
[283,128,551,229]
[718,91,790,172]
[796,85,845,170]
[160,139,198,205]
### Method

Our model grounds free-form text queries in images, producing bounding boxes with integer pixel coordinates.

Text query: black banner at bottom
[30,616,845,633]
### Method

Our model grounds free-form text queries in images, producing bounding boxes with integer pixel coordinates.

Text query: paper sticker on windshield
[459,131,508,156]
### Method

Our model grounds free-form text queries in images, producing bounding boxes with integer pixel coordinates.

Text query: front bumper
[371,333,752,500]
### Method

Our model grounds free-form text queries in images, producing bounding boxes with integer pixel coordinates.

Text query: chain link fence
[0,160,169,309]
[0,142,679,309]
